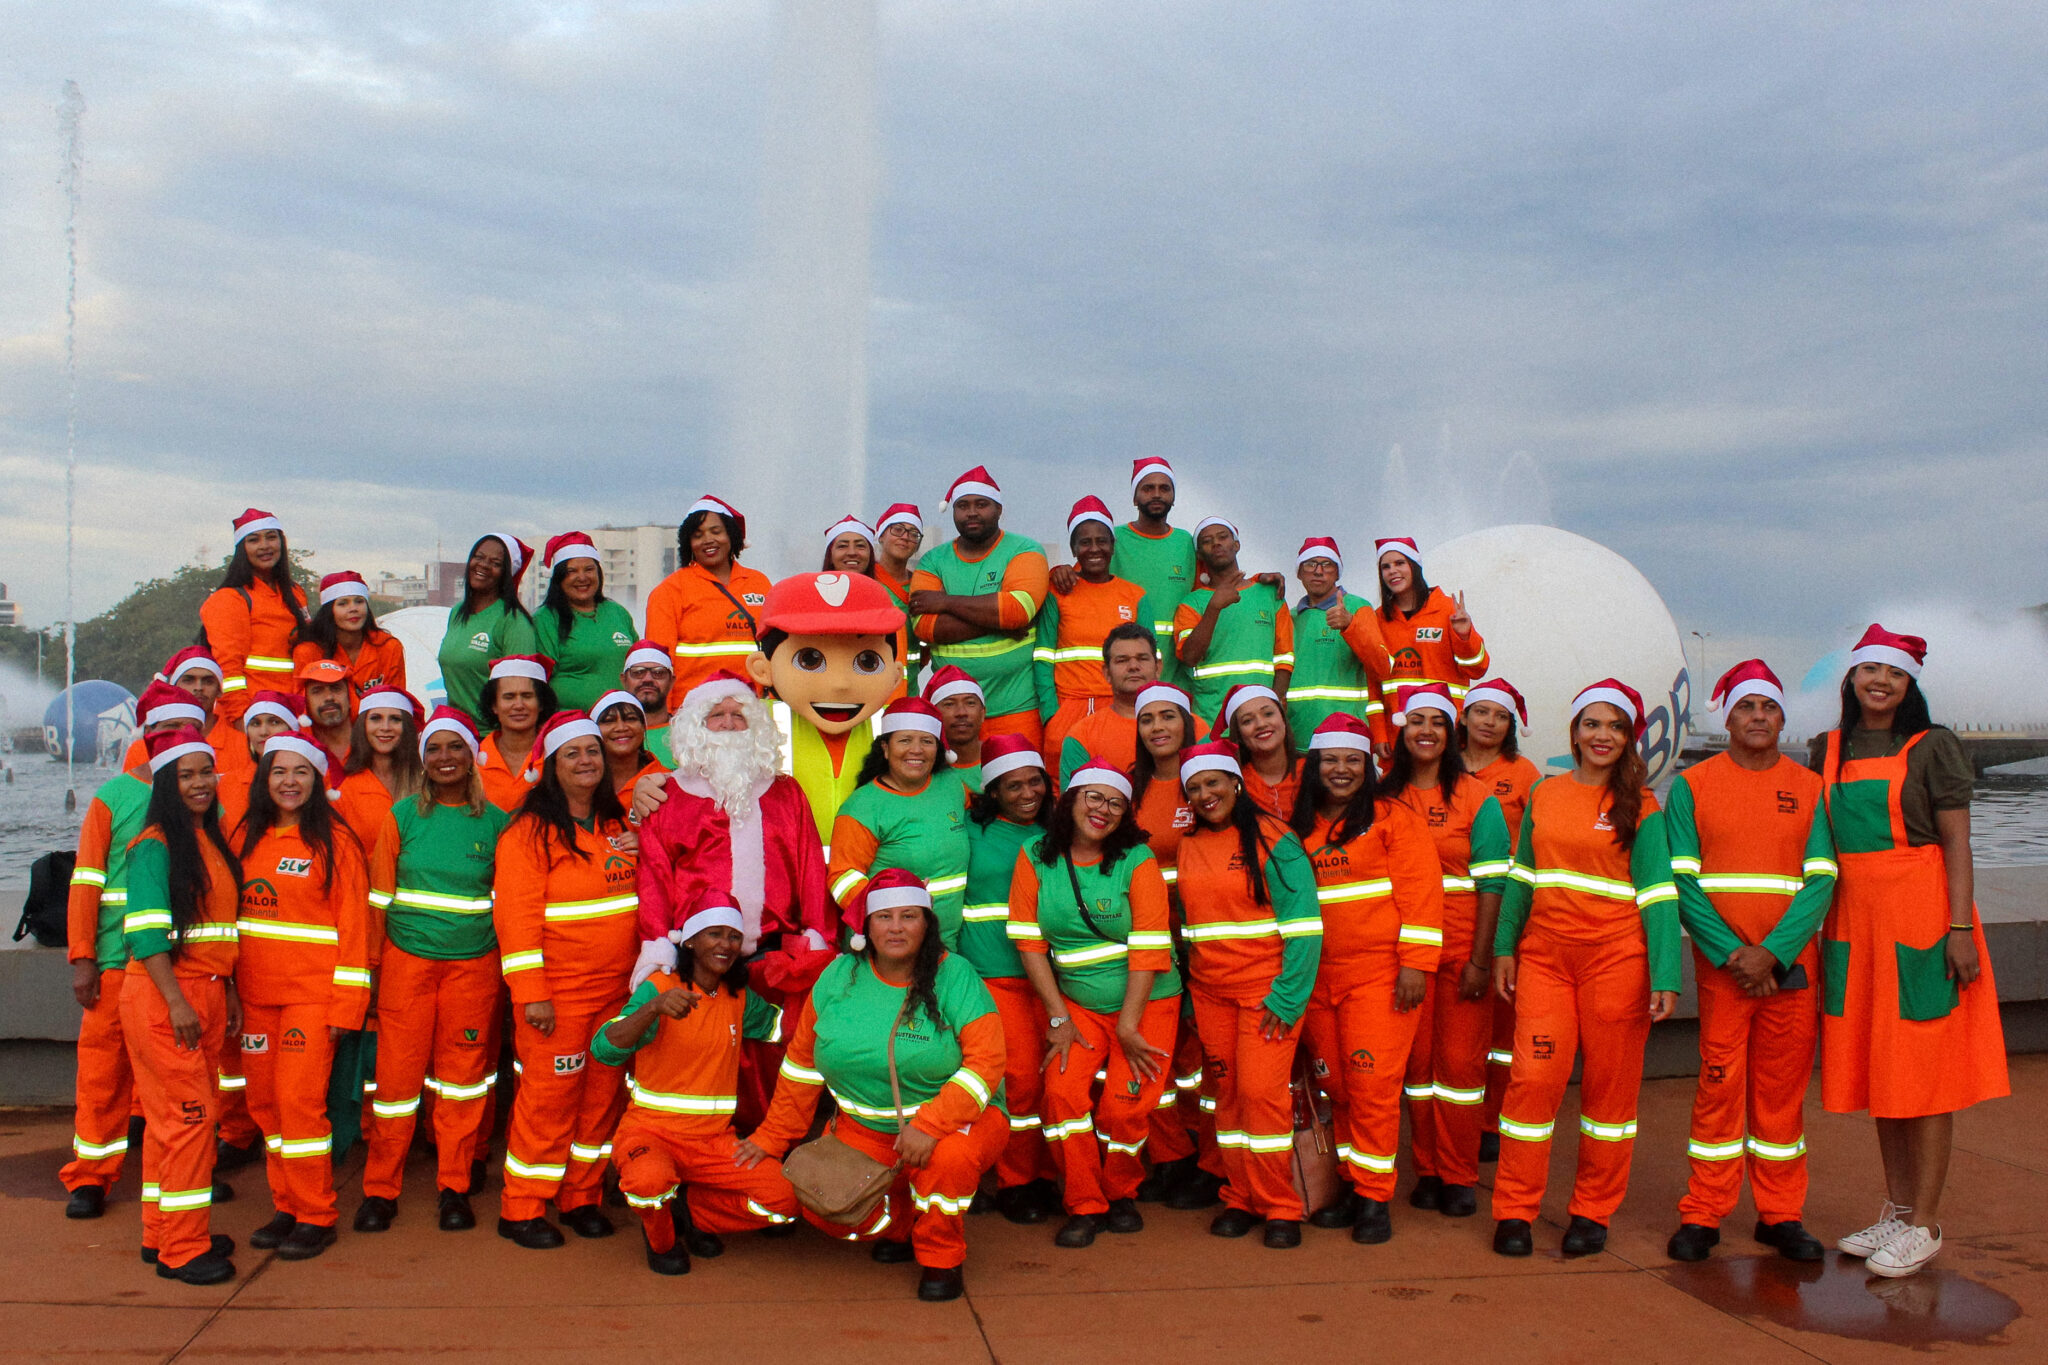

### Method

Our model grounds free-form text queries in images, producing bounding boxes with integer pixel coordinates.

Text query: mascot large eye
[794,648,827,671]
[853,650,885,674]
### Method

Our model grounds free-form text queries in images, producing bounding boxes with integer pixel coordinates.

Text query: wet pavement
[2,1057,2040,1362]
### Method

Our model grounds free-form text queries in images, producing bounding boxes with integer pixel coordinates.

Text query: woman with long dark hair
[233,735,371,1262]
[201,508,309,724]
[435,533,539,722]
[478,655,560,810]
[1819,626,2007,1278]
[491,712,641,1249]
[1173,740,1322,1248]
[291,571,406,701]
[738,870,1009,1302]
[1218,684,1301,818]
[592,689,664,798]
[334,688,424,840]
[534,533,637,713]
[1129,684,1203,879]
[1011,763,1180,1247]
[120,727,243,1284]
[1369,537,1486,759]
[829,698,974,948]
[644,496,772,710]
[1490,680,1678,1259]
[1285,711,1443,1244]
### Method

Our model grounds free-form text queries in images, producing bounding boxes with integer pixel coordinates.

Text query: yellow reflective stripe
[1670,856,1703,875]
[1453,650,1486,668]
[1469,859,1513,878]
[1487,1049,1514,1066]
[1272,652,1295,668]
[543,894,638,921]
[178,923,239,944]
[1746,1135,1806,1161]
[926,873,968,895]
[946,1067,991,1109]
[960,902,1009,922]
[830,870,867,903]
[70,867,106,887]
[72,1134,129,1159]
[1431,1081,1485,1105]
[1403,1082,1435,1101]
[246,653,294,670]
[426,1072,498,1101]
[1694,874,1804,896]
[332,966,372,988]
[569,1142,611,1163]
[780,1058,825,1085]
[157,1186,214,1212]
[1442,876,1476,893]
[1527,868,1636,900]
[1804,858,1838,877]
[367,890,394,909]
[748,1199,795,1224]
[1398,924,1444,947]
[1052,941,1128,968]
[372,1095,421,1118]
[500,949,546,975]
[99,890,129,906]
[830,1088,923,1122]
[1337,1144,1397,1173]
[1153,1089,1179,1110]
[913,1188,973,1216]
[1007,589,1038,618]
[1498,1115,1553,1141]
[669,641,755,658]
[1038,645,1102,663]
[1578,1115,1638,1141]
[1007,1112,1041,1131]
[1286,685,1373,701]
[219,677,249,692]
[1160,867,1177,885]
[1276,917,1323,938]
[392,888,493,913]
[1636,882,1678,908]
[631,1088,738,1116]
[1005,921,1043,943]
[1215,1130,1294,1154]
[141,1182,161,1202]
[1100,1131,1147,1156]
[123,910,174,933]
[215,1072,247,1091]
[1689,1138,1745,1161]
[933,636,1032,660]
[238,918,340,945]
[1182,919,1280,941]
[1188,659,1275,679]
[626,1184,678,1209]
[1315,878,1393,903]
[1127,931,1172,951]
[503,1152,568,1181]
[276,1136,331,1158]
[1043,1116,1094,1141]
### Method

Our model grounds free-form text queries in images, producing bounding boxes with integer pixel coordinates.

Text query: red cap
[295,659,351,688]
[1849,624,1927,679]
[823,515,877,550]
[876,697,945,738]
[536,710,603,763]
[1307,712,1374,752]
[1709,659,1785,713]
[419,705,482,758]
[757,571,902,636]
[686,495,747,543]
[478,533,536,591]
[1067,496,1116,537]
[622,639,671,673]
[357,687,426,726]
[1392,683,1458,727]
[921,665,984,707]
[1463,678,1528,727]
[856,868,934,923]
[1374,536,1422,569]
[1130,457,1174,491]
[1296,536,1342,570]
[682,670,756,710]
[158,645,223,686]
[1570,678,1647,740]
[137,680,208,729]
[1214,683,1282,737]
[1177,739,1243,783]
[489,654,555,684]
[979,733,1044,785]
[243,690,304,730]
[232,508,283,545]
[317,571,370,606]
[945,466,1002,505]
[543,531,601,571]
[876,503,922,534]
[1067,760,1132,799]
[146,725,214,775]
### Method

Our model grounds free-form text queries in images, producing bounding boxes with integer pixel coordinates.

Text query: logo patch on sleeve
[240,1033,270,1053]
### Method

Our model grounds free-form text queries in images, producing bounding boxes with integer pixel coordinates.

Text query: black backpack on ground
[13,851,74,948]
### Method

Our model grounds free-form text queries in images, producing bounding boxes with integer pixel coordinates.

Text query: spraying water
[59,79,84,814]
[1374,436,1554,552]
[726,0,879,576]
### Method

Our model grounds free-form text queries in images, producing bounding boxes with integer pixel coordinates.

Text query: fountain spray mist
[59,79,83,813]
[727,0,879,576]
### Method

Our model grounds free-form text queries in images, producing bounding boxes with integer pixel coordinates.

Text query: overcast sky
[3,1,2045,670]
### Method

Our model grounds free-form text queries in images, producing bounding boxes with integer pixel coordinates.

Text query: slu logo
[553,1052,586,1076]
[277,857,313,878]
[240,1033,270,1054]
[1416,627,1444,642]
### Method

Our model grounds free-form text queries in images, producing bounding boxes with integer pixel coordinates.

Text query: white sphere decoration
[378,606,453,709]
[1423,525,1692,782]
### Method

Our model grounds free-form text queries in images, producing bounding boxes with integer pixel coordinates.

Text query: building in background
[531,524,676,630]
[371,562,468,611]
[0,583,17,628]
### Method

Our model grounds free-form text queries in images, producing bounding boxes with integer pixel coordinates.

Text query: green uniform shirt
[121,837,240,962]
[1666,768,1837,970]
[1177,580,1293,725]
[1011,840,1182,1015]
[919,531,1046,718]
[78,772,153,970]
[1287,592,1378,739]
[953,762,982,795]
[834,770,974,947]
[960,817,1039,979]
[1111,522,1197,688]
[372,798,510,961]
[802,952,1004,1135]
[438,600,540,723]
[534,600,637,714]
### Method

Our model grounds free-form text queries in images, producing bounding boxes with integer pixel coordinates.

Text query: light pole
[1689,631,1710,734]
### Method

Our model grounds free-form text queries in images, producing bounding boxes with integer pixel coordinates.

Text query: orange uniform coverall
[120,828,240,1268]
[332,768,401,844]
[235,825,372,1227]
[644,561,774,710]
[291,630,408,700]
[62,771,148,1194]
[1241,755,1303,822]
[1131,771,1207,1166]
[493,814,639,1221]
[1470,753,1542,1136]
[596,972,797,1251]
[200,579,308,723]
[1033,575,1151,766]
[120,717,251,784]
[1368,588,1487,748]
[1299,805,1443,1199]
[477,732,536,813]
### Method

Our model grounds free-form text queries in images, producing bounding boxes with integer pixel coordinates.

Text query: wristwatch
[1046,1016,1069,1031]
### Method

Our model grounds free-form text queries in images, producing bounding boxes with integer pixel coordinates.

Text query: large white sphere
[1425,525,1692,781]
[379,607,453,709]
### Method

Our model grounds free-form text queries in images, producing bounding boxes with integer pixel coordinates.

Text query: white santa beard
[676,771,772,954]
[676,727,781,818]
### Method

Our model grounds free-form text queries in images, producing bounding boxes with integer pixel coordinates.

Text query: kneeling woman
[740,871,1008,1302]
[236,735,372,1262]
[1010,762,1180,1247]
[596,893,798,1276]
[1491,680,1678,1258]
[1175,741,1322,1248]
[1288,713,1443,1243]
[493,712,641,1249]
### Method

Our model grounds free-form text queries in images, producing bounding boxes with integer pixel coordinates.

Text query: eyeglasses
[1078,790,1128,814]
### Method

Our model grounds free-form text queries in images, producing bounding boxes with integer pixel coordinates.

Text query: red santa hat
[159,645,223,688]
[543,531,601,571]
[921,665,984,708]
[489,654,555,685]
[622,639,671,673]
[537,710,602,761]
[980,733,1044,786]
[683,669,755,711]
[146,725,214,776]
[876,697,945,738]
[419,705,482,759]
[1067,760,1133,801]
[1375,536,1422,570]
[232,507,283,545]
[1307,712,1374,752]
[1708,659,1785,714]
[686,495,747,542]
[358,687,426,726]
[137,680,208,730]
[480,533,535,589]
[1195,515,1239,542]
[1134,683,1192,716]
[679,890,747,944]
[1178,739,1243,784]
[591,689,644,722]
[317,571,370,606]
[1392,682,1459,728]
[243,690,303,731]
[857,868,934,920]
[1215,682,1281,736]
[945,466,1003,505]
[1296,536,1342,570]
[823,515,878,552]
[262,732,333,779]
[758,571,902,635]
[1463,678,1528,727]
[1570,678,1648,740]
[1130,456,1175,491]
[1067,496,1116,537]
[1849,624,1927,679]
[875,503,923,535]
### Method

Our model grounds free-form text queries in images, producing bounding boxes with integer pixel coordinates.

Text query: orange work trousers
[63,968,135,1193]
[1146,1020,1207,1167]
[1482,995,1515,1134]
[1678,943,1820,1227]
[363,946,502,1200]
[1302,966,1422,1201]
[1191,984,1304,1220]
[500,1001,629,1221]
[120,972,227,1269]
[1492,932,1652,1225]
[613,1119,797,1251]
[984,975,1053,1189]
[1404,965,1494,1188]
[982,710,1045,751]
[216,1032,260,1148]
[795,1111,1008,1269]
[1041,995,1179,1214]
[240,1002,340,1226]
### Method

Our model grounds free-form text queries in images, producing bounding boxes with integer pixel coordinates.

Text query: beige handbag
[1290,1049,1342,1215]
[780,1021,906,1225]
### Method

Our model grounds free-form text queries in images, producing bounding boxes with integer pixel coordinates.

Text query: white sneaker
[1866,1224,1942,1278]
[1838,1201,1911,1256]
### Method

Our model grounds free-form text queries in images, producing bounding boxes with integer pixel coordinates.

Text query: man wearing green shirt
[1172,517,1294,726]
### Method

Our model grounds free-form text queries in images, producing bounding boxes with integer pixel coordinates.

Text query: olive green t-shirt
[1810,725,1972,848]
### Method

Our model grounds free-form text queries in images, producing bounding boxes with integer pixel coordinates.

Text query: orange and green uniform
[201,578,308,722]
[1032,575,1151,766]
[1667,753,1836,1227]
[120,827,240,1269]
[1470,752,1542,1131]
[1392,781,1511,1189]
[1061,710,1208,788]
[594,972,796,1251]
[1173,582,1295,727]
[1299,803,1444,1199]
[1009,842,1180,1215]
[1111,521,1198,689]
[965,815,1054,1190]
[749,953,1009,1269]
[1370,588,1487,748]
[645,562,773,710]
[1818,729,2009,1118]
[493,813,639,1220]
[1491,779,1677,1225]
[235,826,372,1229]
[332,769,402,844]
[1287,592,1393,739]
[291,630,408,701]
[534,600,637,714]
[1241,756,1304,822]
[1132,766,1205,1163]
[829,770,974,947]
[1175,812,1321,1220]
[436,601,539,725]
[912,531,1051,742]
